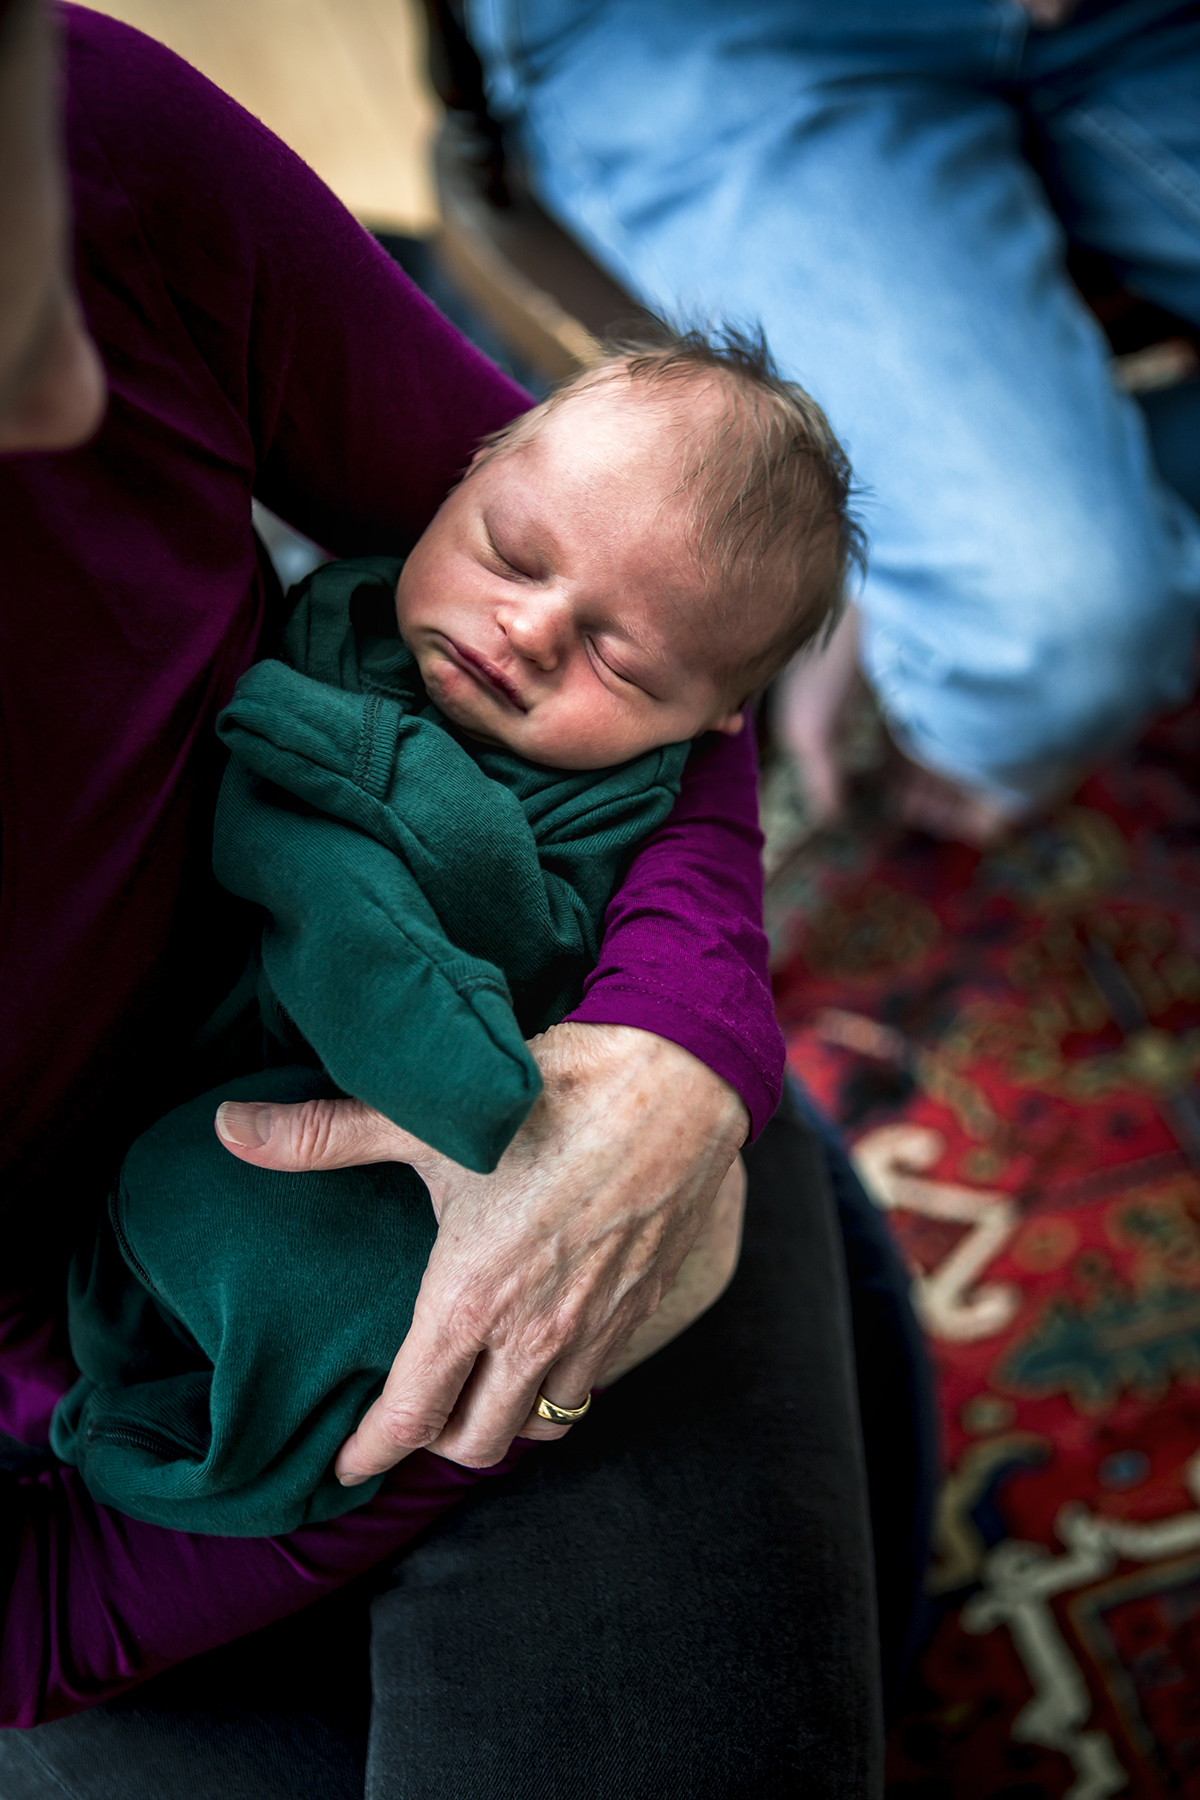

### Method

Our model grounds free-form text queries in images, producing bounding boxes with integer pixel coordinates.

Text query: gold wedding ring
[533,1390,592,1425]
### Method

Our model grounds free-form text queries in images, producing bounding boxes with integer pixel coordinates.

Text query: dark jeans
[0,1091,933,1798]
[791,1077,939,1701]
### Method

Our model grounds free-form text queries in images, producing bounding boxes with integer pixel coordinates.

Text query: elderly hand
[215,1022,748,1475]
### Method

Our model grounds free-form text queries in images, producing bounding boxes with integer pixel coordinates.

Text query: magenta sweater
[0,6,782,1725]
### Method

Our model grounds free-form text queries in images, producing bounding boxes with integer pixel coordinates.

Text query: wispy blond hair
[472,324,865,700]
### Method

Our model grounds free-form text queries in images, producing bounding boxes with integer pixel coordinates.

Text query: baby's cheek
[392,567,415,634]
[537,705,646,771]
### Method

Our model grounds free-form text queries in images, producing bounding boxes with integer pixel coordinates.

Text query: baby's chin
[432,697,511,752]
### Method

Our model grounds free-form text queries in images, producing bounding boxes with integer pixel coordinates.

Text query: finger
[215,1094,430,1172]
[429,1268,664,1464]
[423,1314,627,1466]
[475,1320,636,1456]
[514,1369,597,1444]
[334,1301,480,1483]
[424,1349,553,1465]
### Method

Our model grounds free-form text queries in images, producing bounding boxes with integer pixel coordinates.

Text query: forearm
[569,719,783,1137]
[0,1447,527,1727]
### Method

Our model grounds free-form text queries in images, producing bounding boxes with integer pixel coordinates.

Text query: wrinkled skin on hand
[216,1022,749,1475]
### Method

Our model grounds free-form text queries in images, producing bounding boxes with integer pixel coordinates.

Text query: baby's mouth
[438,636,527,711]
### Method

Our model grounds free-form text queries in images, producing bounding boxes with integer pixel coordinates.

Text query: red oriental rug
[770,698,1200,1799]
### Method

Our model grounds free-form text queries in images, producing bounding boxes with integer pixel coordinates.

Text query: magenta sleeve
[568,719,784,1138]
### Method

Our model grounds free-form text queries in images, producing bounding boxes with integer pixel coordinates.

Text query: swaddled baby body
[52,330,861,1533]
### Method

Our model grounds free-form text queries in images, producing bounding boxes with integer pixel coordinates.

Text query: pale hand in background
[775,602,1019,849]
[773,605,862,827]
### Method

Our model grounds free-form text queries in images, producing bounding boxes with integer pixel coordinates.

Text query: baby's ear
[712,709,746,736]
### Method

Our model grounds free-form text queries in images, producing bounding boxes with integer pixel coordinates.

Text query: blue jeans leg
[1027,1,1200,510]
[470,0,1200,808]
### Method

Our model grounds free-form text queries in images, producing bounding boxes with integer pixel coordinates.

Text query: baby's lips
[453,642,527,710]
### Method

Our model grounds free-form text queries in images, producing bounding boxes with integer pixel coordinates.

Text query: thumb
[215,1094,429,1172]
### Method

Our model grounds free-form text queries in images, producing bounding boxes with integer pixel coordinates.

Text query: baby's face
[395,382,745,769]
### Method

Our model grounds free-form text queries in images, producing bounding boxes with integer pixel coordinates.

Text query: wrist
[535,1021,750,1151]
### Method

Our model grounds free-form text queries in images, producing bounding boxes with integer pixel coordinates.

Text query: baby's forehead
[519,373,733,540]
[551,365,730,446]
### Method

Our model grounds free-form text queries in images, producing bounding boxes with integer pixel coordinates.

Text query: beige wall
[84,0,440,233]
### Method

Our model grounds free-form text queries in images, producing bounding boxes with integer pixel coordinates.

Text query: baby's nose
[502,595,569,668]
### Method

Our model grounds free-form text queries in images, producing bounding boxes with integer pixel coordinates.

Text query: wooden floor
[87,0,440,233]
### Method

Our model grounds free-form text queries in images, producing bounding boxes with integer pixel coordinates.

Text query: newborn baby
[52,331,860,1534]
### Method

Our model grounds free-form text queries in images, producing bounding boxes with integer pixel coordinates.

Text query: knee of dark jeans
[785,1072,940,1695]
